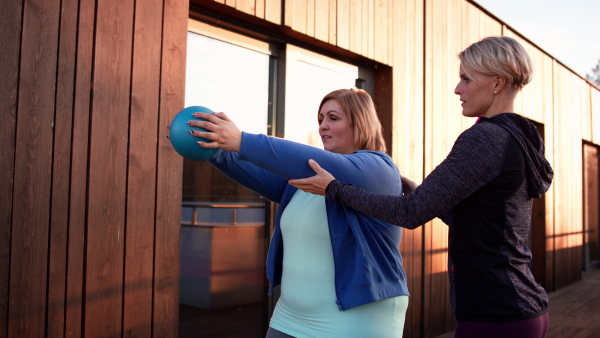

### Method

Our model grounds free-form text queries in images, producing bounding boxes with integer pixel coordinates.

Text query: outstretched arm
[189,110,401,197]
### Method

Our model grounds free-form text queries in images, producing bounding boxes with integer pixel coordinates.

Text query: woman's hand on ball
[189,111,242,152]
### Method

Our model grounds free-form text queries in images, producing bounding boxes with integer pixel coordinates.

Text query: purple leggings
[455,313,549,338]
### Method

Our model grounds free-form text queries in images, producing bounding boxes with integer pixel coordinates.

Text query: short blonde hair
[318,88,386,153]
[459,36,533,89]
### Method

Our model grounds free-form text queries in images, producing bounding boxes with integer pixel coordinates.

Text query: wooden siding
[392,0,425,336]
[0,0,186,337]
[505,29,558,291]
[552,63,587,289]
[0,0,20,335]
[593,88,600,144]
[421,1,502,335]
[3,0,600,337]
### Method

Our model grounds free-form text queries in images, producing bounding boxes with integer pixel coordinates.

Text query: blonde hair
[318,88,386,152]
[459,36,533,89]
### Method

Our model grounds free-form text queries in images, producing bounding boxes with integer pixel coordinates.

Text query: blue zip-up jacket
[208,132,409,311]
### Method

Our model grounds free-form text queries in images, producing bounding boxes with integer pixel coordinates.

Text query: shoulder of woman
[348,151,401,194]
[451,121,512,161]
[352,150,396,166]
[460,120,510,143]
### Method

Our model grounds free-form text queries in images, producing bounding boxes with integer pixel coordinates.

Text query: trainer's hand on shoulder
[289,159,335,196]
[188,111,242,152]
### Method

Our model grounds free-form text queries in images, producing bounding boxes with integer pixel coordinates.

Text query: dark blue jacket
[208,132,409,310]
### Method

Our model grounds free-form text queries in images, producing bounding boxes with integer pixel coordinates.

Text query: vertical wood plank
[393,0,425,336]
[314,0,329,42]
[364,0,374,59]
[424,0,462,335]
[84,0,133,334]
[285,0,307,32]
[9,0,60,336]
[47,0,79,336]
[348,0,361,54]
[582,84,593,142]
[336,0,350,50]
[292,0,308,34]
[64,0,95,335]
[255,0,265,19]
[284,0,293,27]
[122,0,163,336]
[306,0,315,37]
[152,0,188,336]
[542,55,556,292]
[9,0,60,335]
[387,0,394,65]
[373,0,387,63]
[0,0,22,334]
[552,63,584,289]
[237,0,256,15]
[593,88,600,145]
[423,1,435,333]
[264,0,282,25]
[328,0,337,45]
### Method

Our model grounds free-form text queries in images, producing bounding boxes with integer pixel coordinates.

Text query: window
[284,45,372,147]
[180,21,273,338]
[180,19,375,338]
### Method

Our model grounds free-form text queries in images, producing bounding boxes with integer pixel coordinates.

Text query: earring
[493,91,498,95]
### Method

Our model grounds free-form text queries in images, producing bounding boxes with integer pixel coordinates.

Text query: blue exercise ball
[169,106,219,161]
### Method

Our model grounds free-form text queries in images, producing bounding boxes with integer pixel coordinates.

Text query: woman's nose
[454,83,461,95]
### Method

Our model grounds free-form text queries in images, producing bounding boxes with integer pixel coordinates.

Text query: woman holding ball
[186,88,409,337]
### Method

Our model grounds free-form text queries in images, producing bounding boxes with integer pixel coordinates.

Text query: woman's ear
[494,75,507,93]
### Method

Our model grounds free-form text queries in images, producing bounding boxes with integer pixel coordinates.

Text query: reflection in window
[180,31,271,338]
[284,47,361,147]
[183,32,270,204]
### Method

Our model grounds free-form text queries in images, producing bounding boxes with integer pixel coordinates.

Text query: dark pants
[266,327,295,338]
[455,312,549,338]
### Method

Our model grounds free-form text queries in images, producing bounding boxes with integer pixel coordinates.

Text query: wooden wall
[207,0,600,336]
[0,0,187,336]
[3,0,600,337]
[392,1,425,336]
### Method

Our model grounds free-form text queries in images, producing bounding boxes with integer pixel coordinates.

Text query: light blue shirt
[209,133,409,311]
[269,190,408,337]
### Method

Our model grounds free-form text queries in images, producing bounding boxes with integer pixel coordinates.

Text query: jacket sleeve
[326,124,508,228]
[208,150,288,204]
[238,132,402,196]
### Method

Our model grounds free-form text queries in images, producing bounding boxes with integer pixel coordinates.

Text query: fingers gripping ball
[169,106,219,161]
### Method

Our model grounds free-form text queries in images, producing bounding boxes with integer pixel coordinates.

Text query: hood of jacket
[483,113,554,198]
